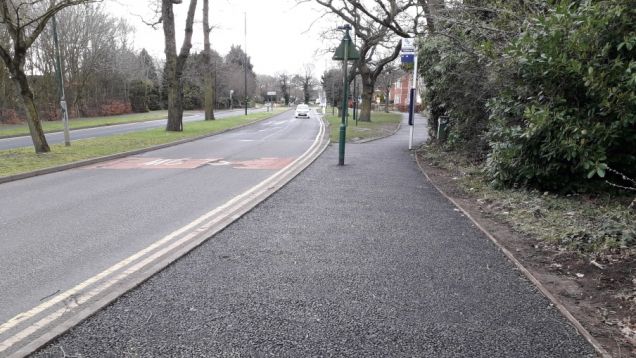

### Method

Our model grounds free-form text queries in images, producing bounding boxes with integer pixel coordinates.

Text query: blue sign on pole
[400,54,414,64]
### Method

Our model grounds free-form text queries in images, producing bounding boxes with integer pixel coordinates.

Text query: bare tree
[255,74,278,102]
[277,72,290,106]
[162,0,198,132]
[321,67,343,108]
[0,0,99,153]
[293,64,316,104]
[202,0,214,120]
[375,62,403,112]
[344,0,442,36]
[36,4,133,117]
[316,0,403,121]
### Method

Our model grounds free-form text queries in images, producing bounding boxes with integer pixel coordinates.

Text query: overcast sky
[107,0,341,77]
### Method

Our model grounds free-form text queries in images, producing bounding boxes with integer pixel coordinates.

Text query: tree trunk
[202,0,215,120]
[359,86,373,122]
[163,0,198,131]
[12,62,50,153]
[358,73,374,122]
[162,0,181,131]
[384,88,390,113]
[420,0,444,34]
[203,70,215,120]
[166,76,183,131]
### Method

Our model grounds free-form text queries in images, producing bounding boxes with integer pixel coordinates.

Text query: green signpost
[332,25,360,166]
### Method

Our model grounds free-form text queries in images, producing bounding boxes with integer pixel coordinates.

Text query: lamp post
[52,15,70,146]
[332,24,360,166]
[244,12,248,116]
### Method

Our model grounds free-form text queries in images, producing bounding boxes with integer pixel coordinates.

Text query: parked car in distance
[294,104,310,118]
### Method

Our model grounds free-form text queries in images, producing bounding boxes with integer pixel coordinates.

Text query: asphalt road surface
[31,114,596,357]
[0,108,265,150]
[0,109,321,331]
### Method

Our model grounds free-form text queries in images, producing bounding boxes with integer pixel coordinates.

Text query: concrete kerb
[413,151,612,358]
[0,110,292,185]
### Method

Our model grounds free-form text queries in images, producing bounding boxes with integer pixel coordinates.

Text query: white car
[294,104,310,118]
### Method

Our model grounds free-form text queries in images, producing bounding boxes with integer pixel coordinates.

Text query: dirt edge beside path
[414,152,630,358]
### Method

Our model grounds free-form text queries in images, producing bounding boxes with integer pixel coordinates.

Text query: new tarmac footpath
[33,114,597,357]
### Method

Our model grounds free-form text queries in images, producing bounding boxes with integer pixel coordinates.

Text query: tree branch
[176,0,198,71]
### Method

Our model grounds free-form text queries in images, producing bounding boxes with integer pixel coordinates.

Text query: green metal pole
[338,30,349,166]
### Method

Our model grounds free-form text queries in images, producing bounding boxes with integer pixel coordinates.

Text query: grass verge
[0,109,286,177]
[0,110,202,137]
[323,109,401,143]
[418,143,636,255]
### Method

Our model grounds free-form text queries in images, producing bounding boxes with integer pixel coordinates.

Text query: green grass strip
[0,109,286,177]
[0,110,208,137]
[323,108,402,142]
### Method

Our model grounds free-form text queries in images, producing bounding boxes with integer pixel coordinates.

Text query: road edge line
[414,152,611,358]
[7,115,329,358]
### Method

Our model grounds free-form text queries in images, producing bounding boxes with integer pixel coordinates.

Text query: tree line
[0,0,319,153]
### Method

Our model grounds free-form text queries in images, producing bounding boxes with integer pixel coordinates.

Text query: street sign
[267,91,276,96]
[333,31,360,61]
[401,54,414,64]
[401,38,415,53]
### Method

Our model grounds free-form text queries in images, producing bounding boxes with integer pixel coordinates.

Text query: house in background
[388,73,422,112]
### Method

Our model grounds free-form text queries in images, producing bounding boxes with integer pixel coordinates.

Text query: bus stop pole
[408,53,418,150]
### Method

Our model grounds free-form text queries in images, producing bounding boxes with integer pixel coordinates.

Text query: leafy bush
[419,36,492,157]
[486,1,636,190]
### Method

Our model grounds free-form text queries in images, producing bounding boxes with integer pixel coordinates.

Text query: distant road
[0,108,266,150]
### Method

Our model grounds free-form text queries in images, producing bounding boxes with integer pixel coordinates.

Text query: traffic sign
[401,54,414,64]
[267,91,276,96]
[401,38,415,53]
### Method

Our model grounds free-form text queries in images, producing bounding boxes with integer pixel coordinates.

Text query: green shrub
[486,1,636,190]
[128,80,153,113]
[419,36,491,157]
